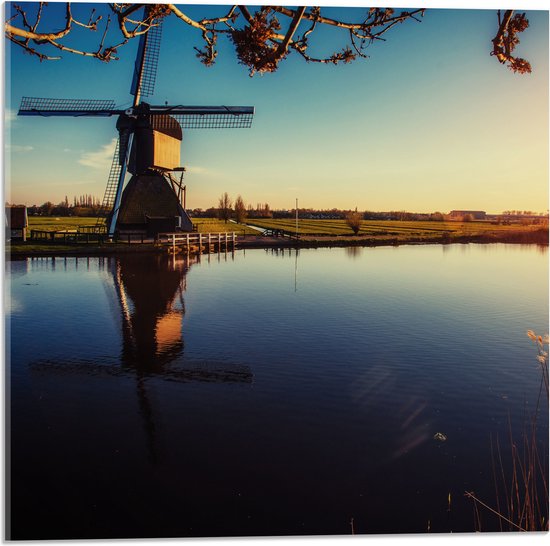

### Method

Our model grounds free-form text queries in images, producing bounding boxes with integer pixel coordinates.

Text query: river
[6,243,548,539]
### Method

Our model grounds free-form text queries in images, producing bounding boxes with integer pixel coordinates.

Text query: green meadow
[13,217,546,253]
[28,217,104,231]
[243,218,545,239]
[27,216,258,235]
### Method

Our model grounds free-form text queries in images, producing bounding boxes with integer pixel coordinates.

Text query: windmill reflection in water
[29,254,253,462]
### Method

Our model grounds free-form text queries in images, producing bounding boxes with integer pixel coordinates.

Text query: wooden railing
[30,229,107,243]
[261,228,300,239]
[29,229,239,249]
[157,232,238,250]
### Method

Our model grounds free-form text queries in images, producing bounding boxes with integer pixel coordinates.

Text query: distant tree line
[189,194,274,222]
[502,210,544,216]
[190,199,548,225]
[21,194,102,217]
[9,193,548,227]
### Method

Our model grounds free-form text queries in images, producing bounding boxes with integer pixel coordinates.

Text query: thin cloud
[78,138,117,170]
[7,144,34,153]
[186,165,211,175]
[4,109,17,128]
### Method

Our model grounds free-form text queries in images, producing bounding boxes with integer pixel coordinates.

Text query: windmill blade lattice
[131,8,163,101]
[97,137,124,221]
[147,106,255,129]
[19,97,117,116]
[18,98,255,128]
[166,112,254,129]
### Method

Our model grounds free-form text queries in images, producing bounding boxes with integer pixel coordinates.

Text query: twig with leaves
[491,9,532,74]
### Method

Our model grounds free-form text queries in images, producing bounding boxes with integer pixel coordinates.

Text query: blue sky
[4,2,549,213]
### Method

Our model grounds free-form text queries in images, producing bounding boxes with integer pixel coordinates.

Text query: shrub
[345,210,363,235]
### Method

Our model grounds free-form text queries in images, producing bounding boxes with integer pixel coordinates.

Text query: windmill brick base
[112,173,193,236]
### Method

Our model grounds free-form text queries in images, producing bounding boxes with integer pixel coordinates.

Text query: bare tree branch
[113,4,159,39]
[7,2,72,41]
[199,5,239,28]
[4,3,532,77]
[5,2,121,61]
[272,6,424,37]
[8,34,60,61]
[238,5,254,26]
[30,1,44,33]
[275,6,306,59]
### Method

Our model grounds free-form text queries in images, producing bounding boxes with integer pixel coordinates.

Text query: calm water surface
[6,244,548,539]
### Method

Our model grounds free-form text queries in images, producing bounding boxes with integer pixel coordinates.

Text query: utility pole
[295,198,298,238]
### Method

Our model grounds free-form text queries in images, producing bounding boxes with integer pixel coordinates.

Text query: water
[6,244,548,539]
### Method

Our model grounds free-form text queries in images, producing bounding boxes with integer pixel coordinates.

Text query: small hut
[6,205,28,241]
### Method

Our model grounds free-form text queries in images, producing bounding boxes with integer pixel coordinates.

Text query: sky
[3,1,549,214]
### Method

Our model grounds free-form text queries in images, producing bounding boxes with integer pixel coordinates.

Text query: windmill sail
[149,106,255,129]
[18,98,254,127]
[168,112,253,129]
[130,7,163,103]
[18,97,117,116]
[97,138,124,218]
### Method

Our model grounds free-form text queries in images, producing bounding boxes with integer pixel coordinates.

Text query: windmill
[18,6,255,238]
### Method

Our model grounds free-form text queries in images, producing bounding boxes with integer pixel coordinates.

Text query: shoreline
[5,228,548,258]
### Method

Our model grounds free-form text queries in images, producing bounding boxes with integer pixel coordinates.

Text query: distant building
[449,210,486,220]
[6,205,28,241]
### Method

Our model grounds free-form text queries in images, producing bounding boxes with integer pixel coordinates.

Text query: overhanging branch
[4,3,532,75]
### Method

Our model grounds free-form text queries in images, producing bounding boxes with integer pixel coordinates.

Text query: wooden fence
[29,229,240,251]
[30,229,106,243]
[261,227,300,239]
[157,232,238,251]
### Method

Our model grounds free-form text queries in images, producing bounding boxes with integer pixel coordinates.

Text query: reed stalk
[466,331,549,532]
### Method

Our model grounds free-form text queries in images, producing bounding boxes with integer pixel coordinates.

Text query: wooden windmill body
[112,106,190,235]
[18,7,254,237]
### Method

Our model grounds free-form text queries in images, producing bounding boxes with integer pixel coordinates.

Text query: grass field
[192,218,259,235]
[28,217,105,232]
[243,218,546,239]
[21,216,547,247]
[27,216,260,235]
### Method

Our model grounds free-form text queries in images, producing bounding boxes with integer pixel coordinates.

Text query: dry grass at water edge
[465,331,549,532]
